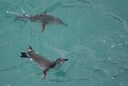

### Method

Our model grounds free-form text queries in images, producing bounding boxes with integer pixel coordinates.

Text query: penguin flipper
[42,68,49,80]
[41,24,46,32]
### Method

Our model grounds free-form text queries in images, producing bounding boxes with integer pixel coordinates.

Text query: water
[0,0,128,86]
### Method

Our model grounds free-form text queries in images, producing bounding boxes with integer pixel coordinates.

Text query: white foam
[111,44,115,48]
[6,11,20,16]
[103,40,106,43]
[6,84,10,86]
[29,58,33,61]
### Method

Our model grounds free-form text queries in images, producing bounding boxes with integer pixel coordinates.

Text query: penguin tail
[62,22,68,27]
[29,45,32,49]
[20,52,29,58]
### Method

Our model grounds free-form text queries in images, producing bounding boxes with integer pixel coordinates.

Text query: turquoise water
[0,0,128,86]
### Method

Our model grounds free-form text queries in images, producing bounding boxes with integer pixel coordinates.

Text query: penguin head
[55,58,68,64]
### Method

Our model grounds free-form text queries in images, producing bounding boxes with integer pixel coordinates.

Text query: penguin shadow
[54,69,67,78]
[46,63,89,82]
[46,51,90,82]
[34,68,67,81]
[50,64,68,77]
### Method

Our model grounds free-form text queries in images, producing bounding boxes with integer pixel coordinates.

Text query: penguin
[20,45,68,79]
[15,13,68,32]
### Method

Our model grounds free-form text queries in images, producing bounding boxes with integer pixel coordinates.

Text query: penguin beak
[63,59,68,61]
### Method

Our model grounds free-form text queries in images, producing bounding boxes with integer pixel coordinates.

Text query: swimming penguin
[15,12,68,32]
[20,45,68,79]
